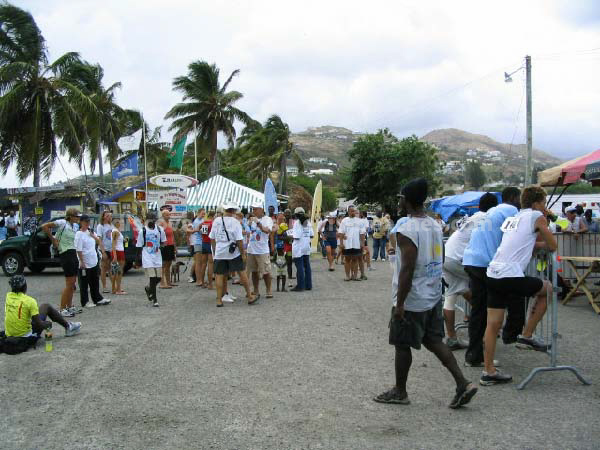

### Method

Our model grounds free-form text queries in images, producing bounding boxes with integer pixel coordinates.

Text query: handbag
[221,218,237,253]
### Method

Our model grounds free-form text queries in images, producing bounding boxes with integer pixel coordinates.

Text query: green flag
[167,136,187,169]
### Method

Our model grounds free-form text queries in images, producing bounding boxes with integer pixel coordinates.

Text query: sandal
[248,294,260,305]
[373,388,410,405]
[266,294,273,299]
[216,302,224,307]
[115,291,127,295]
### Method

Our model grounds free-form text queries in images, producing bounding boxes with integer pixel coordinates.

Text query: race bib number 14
[501,216,520,232]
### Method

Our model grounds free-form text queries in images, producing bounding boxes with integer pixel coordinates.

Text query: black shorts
[161,245,175,262]
[389,301,444,350]
[201,242,212,254]
[343,248,361,256]
[59,249,78,277]
[213,256,244,275]
[487,276,543,309]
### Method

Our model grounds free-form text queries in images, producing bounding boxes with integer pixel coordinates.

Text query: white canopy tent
[186,175,264,210]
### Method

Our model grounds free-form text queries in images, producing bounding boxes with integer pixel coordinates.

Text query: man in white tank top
[481,186,557,386]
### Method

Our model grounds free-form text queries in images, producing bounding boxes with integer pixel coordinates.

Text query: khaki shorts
[246,253,271,276]
[145,268,161,278]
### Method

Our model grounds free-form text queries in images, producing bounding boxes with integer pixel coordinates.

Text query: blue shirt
[0,227,6,241]
[462,203,518,268]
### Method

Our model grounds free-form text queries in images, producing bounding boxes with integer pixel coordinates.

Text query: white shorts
[443,257,469,297]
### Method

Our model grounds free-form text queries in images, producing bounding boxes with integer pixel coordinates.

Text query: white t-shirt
[392,216,443,312]
[292,220,314,258]
[247,216,273,255]
[5,216,16,230]
[339,217,365,249]
[444,211,487,262]
[487,209,543,279]
[96,224,114,251]
[136,226,167,269]
[74,230,98,268]
[192,217,204,245]
[209,216,243,260]
[565,216,582,233]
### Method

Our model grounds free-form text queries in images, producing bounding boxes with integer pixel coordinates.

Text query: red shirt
[201,220,212,244]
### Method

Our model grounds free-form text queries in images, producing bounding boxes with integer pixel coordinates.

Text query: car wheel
[29,264,46,274]
[123,261,133,274]
[2,252,25,276]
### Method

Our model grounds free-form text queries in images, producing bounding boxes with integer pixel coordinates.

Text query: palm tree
[164,61,252,176]
[0,4,96,186]
[234,115,304,193]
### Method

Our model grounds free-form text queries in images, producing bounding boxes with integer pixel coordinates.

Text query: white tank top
[487,209,543,279]
[113,229,124,251]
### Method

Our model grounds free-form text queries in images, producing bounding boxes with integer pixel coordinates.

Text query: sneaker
[68,306,83,314]
[222,294,235,303]
[449,383,478,409]
[516,335,550,352]
[60,308,75,318]
[368,266,375,271]
[65,322,81,337]
[228,294,238,301]
[381,258,386,261]
[97,298,111,306]
[187,277,195,283]
[446,337,469,350]
[464,359,500,368]
[144,286,153,302]
[480,370,512,386]
[372,258,377,261]
[373,387,410,405]
[153,301,159,307]
[85,302,96,308]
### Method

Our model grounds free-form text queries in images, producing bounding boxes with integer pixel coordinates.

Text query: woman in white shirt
[290,207,314,292]
[75,215,111,308]
[96,210,115,293]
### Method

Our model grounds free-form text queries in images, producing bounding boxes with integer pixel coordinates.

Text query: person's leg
[373,238,380,260]
[344,252,351,279]
[423,339,469,389]
[358,250,365,277]
[194,253,203,286]
[149,276,161,302]
[38,304,69,329]
[293,257,305,290]
[522,280,550,337]
[264,271,273,296]
[199,253,209,287]
[443,294,458,339]
[89,264,104,303]
[381,238,387,260]
[394,345,412,399]
[116,260,124,292]
[326,245,334,269]
[207,255,214,289]
[78,269,90,307]
[286,254,293,278]
[62,275,77,309]
[112,263,118,293]
[464,267,487,365]
[238,270,254,300]
[100,257,108,291]
[164,260,173,286]
[252,271,260,295]
[351,255,359,279]
[216,274,225,304]
[364,245,371,269]
[483,308,505,374]
[304,255,312,290]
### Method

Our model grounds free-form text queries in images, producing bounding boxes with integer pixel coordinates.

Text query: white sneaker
[85,303,96,308]
[222,294,235,303]
[97,298,111,305]
[381,258,386,261]
[65,322,81,337]
[61,308,75,318]
[187,277,195,283]
[68,306,83,314]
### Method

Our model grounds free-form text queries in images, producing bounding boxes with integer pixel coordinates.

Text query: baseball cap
[79,214,91,222]
[294,207,305,215]
[223,201,239,211]
[565,205,577,213]
[251,201,264,209]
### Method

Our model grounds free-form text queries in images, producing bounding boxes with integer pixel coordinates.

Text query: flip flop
[266,294,273,299]
[248,294,260,305]
[328,268,335,272]
[115,291,127,295]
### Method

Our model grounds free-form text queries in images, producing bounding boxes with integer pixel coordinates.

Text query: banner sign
[147,189,188,220]
[112,152,139,180]
[150,174,198,189]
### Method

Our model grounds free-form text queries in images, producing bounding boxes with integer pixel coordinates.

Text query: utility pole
[525,55,532,185]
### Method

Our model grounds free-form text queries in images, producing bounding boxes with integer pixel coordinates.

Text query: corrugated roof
[187,175,264,210]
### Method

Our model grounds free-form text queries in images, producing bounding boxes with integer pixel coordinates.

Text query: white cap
[328,211,337,218]
[251,201,264,209]
[294,207,305,214]
[565,205,577,213]
[223,200,239,211]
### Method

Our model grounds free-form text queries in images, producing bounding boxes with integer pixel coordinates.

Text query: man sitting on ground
[4,275,81,341]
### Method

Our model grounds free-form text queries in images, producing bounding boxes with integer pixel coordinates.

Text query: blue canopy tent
[430,191,502,222]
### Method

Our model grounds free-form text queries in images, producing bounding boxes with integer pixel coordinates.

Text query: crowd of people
[3,182,598,411]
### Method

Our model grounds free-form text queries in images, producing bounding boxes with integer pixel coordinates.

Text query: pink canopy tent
[539,148,600,187]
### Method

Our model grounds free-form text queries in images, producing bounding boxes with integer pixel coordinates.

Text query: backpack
[0,330,38,355]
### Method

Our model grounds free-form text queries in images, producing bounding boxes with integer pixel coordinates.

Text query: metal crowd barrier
[518,251,591,389]
[556,232,600,280]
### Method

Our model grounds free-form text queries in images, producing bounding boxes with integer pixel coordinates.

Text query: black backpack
[0,330,38,355]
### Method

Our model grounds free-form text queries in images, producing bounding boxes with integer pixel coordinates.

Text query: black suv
[0,213,143,276]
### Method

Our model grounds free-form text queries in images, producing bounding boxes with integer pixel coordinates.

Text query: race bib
[500,216,520,232]
[201,224,209,235]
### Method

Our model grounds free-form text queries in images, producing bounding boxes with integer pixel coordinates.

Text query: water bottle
[45,330,53,352]
[81,268,86,277]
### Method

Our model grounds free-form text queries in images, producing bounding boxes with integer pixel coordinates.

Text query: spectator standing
[284,209,295,285]
[583,209,599,232]
[136,211,166,307]
[111,218,126,295]
[290,207,314,292]
[0,218,6,242]
[372,210,389,261]
[321,213,338,271]
[192,209,206,287]
[247,202,275,298]
[75,215,111,308]
[358,210,371,275]
[338,206,365,281]
[158,210,176,289]
[374,178,477,408]
[42,208,81,317]
[564,205,588,234]
[5,211,18,237]
[198,211,215,290]
[96,211,114,294]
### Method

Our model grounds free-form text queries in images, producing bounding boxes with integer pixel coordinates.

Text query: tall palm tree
[164,61,252,176]
[0,4,96,186]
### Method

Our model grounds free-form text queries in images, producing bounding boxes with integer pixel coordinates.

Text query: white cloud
[2,0,600,187]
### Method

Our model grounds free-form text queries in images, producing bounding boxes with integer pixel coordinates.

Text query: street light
[504,56,533,185]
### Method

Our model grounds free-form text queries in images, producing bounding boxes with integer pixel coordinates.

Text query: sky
[2,0,600,187]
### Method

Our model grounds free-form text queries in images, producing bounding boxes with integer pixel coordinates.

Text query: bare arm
[395,232,417,319]
[535,215,558,252]
[41,222,57,246]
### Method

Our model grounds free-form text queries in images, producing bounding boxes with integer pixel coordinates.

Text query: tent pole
[548,185,570,210]
[546,180,560,207]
